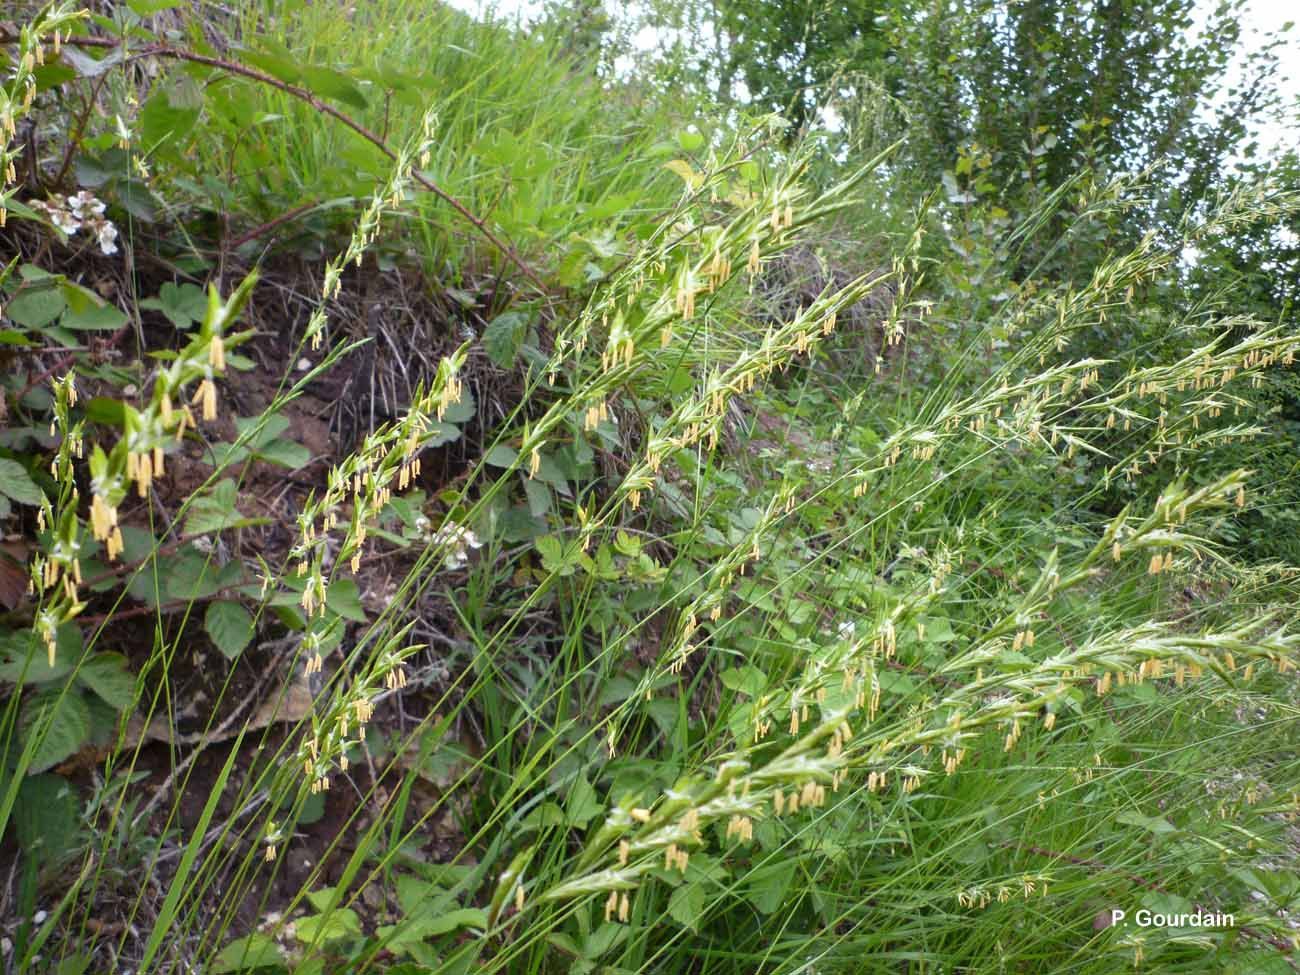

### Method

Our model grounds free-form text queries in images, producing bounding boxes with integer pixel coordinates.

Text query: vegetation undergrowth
[1,2,1298,974]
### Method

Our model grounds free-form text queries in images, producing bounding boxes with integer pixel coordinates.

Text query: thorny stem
[226,199,321,250]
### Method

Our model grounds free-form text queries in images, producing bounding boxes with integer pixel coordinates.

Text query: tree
[715,0,890,136]
[879,0,1291,260]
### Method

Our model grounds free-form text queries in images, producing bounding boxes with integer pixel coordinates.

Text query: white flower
[68,190,105,218]
[51,209,80,235]
[95,221,119,256]
[432,521,482,570]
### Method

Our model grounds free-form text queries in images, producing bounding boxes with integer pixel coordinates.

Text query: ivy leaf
[21,689,92,773]
[0,459,44,506]
[77,653,138,710]
[205,601,255,660]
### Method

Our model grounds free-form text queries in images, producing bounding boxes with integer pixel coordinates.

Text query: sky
[446,0,1299,156]
[1219,0,1300,156]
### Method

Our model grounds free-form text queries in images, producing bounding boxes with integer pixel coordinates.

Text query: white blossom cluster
[430,520,483,570]
[27,190,119,255]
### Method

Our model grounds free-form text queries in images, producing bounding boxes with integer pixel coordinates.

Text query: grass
[163,0,695,280]
[1,3,1299,974]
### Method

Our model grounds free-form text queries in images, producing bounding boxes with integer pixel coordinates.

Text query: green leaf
[325,579,366,622]
[84,693,121,747]
[0,459,44,505]
[77,654,138,710]
[440,387,475,423]
[165,551,226,601]
[1116,810,1178,835]
[301,66,368,111]
[422,422,460,448]
[22,690,92,773]
[0,624,83,683]
[185,479,249,535]
[6,284,65,328]
[297,789,326,826]
[613,530,641,557]
[254,439,311,469]
[564,773,602,827]
[234,413,291,448]
[921,617,957,643]
[535,535,576,576]
[584,922,628,960]
[378,909,487,949]
[239,49,303,85]
[212,934,283,972]
[523,478,551,517]
[484,444,518,468]
[667,881,705,930]
[83,397,127,425]
[676,129,705,153]
[205,601,255,660]
[32,60,77,91]
[482,311,528,369]
[140,281,207,329]
[720,665,766,697]
[116,179,158,222]
[140,90,199,148]
[745,861,795,914]
[127,0,183,13]
[13,773,80,863]
[295,908,361,945]
[61,301,127,331]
